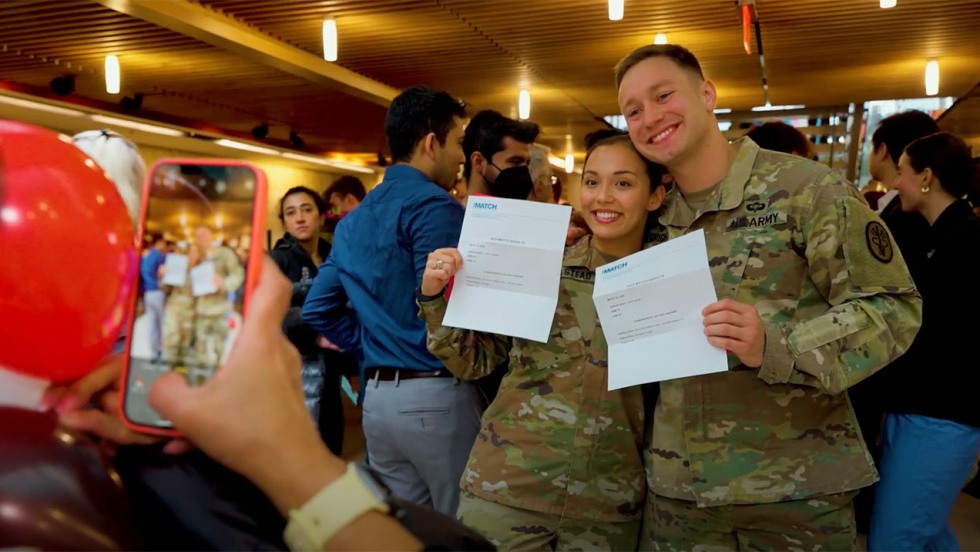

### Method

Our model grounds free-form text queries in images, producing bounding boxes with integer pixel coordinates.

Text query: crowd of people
[5,42,978,552]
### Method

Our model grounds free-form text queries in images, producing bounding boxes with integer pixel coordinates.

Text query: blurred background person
[270,185,349,455]
[140,234,168,362]
[462,109,539,199]
[325,175,366,215]
[192,226,244,374]
[162,243,200,368]
[869,132,980,552]
[851,109,940,532]
[745,121,813,158]
[528,143,556,203]
[321,175,366,241]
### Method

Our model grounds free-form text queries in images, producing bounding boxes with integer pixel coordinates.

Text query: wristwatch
[283,463,390,551]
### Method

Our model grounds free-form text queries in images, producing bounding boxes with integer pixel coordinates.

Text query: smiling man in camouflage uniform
[616,44,922,550]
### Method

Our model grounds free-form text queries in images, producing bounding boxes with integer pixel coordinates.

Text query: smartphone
[120,159,267,436]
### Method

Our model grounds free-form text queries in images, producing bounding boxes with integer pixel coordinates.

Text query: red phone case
[119,158,268,437]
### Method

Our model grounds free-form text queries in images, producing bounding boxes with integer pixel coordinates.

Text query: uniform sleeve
[757,173,923,394]
[418,296,511,380]
[301,253,361,355]
[219,248,245,292]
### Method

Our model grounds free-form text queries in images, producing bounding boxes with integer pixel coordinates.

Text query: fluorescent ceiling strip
[91,114,185,136]
[214,138,282,155]
[0,94,86,117]
[751,104,806,112]
[282,152,374,174]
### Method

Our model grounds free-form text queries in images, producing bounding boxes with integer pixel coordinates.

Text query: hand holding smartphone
[120,159,267,436]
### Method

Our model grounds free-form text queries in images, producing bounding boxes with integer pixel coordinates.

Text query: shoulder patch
[865,221,893,264]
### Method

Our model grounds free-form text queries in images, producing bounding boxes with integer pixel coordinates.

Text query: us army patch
[726,210,787,231]
[865,221,893,263]
[561,267,594,282]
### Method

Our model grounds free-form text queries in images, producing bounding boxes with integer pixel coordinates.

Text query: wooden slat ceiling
[0,0,977,160]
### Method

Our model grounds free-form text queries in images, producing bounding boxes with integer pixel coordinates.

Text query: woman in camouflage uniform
[418,130,666,551]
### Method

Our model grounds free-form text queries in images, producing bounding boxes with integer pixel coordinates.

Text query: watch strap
[283,463,390,551]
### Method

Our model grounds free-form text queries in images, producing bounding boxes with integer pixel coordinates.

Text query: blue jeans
[144,290,165,359]
[869,413,980,551]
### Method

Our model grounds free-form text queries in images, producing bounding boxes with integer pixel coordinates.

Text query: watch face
[354,463,390,500]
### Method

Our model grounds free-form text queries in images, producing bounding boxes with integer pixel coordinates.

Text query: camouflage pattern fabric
[457,491,641,551]
[649,137,923,508]
[420,237,646,524]
[194,314,228,368]
[643,490,858,551]
[189,245,243,366]
[195,245,244,317]
[162,288,195,365]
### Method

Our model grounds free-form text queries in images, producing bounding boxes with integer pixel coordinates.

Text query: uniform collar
[563,235,607,272]
[660,137,760,228]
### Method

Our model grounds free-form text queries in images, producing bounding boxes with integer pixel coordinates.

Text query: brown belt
[366,367,454,381]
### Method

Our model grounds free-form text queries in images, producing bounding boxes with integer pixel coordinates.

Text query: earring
[921,185,931,194]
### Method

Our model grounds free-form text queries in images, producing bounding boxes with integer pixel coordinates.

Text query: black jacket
[880,193,931,276]
[882,200,980,428]
[270,234,331,357]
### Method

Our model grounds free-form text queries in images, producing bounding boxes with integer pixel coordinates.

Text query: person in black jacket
[270,186,354,455]
[850,110,939,533]
[868,132,980,551]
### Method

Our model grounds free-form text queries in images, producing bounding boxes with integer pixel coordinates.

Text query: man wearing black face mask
[462,110,540,201]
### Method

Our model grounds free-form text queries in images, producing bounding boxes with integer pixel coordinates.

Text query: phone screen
[124,163,258,428]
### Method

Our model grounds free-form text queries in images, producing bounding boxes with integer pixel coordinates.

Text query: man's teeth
[652,127,674,143]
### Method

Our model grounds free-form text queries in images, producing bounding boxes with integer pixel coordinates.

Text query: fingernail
[55,398,78,414]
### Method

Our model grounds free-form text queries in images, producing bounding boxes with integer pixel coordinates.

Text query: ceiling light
[548,155,565,168]
[518,89,530,120]
[322,18,338,62]
[325,159,375,175]
[90,114,185,137]
[0,94,85,117]
[925,59,939,96]
[880,0,896,8]
[608,0,624,21]
[713,108,732,114]
[751,104,806,112]
[564,153,574,174]
[214,139,281,155]
[105,55,120,94]
[281,152,375,174]
[654,33,668,45]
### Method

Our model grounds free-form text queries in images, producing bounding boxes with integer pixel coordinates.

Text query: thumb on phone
[148,371,195,426]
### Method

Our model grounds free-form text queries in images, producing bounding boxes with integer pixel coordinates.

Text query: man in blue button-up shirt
[302,86,484,516]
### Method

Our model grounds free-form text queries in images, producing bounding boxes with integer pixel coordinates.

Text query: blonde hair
[71,129,146,227]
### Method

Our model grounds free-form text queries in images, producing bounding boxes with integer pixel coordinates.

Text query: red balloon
[0,120,137,383]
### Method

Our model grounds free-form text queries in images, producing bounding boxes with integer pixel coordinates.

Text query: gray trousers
[144,290,166,359]
[362,375,484,516]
